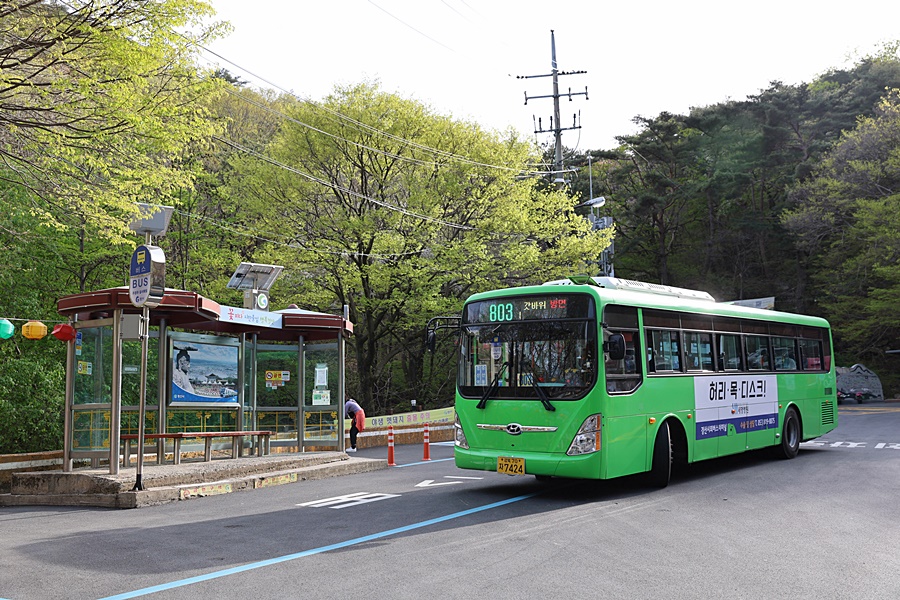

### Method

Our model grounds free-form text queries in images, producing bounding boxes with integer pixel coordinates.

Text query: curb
[0,454,388,509]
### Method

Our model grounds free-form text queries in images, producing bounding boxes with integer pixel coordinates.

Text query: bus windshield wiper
[530,378,556,412]
[476,362,508,409]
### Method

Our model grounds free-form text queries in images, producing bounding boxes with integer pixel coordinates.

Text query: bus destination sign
[465,294,592,324]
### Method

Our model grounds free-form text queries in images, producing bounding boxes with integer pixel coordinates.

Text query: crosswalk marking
[298,492,401,509]
[802,440,900,449]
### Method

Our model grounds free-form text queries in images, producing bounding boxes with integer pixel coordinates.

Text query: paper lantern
[51,323,77,342]
[21,320,47,340]
[0,319,13,339]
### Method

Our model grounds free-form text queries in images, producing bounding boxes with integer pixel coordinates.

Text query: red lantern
[22,320,48,340]
[52,323,77,342]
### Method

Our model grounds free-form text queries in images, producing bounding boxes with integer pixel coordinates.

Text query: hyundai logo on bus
[129,244,166,308]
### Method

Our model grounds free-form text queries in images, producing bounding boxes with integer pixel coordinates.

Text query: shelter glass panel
[303,342,340,444]
[71,409,111,451]
[121,338,159,407]
[73,326,114,405]
[257,347,300,408]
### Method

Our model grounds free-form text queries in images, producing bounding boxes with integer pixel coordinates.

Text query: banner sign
[693,375,778,439]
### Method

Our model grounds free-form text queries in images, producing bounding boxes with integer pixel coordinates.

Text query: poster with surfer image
[170,339,240,407]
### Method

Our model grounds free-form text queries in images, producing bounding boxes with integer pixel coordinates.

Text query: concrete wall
[0,451,65,493]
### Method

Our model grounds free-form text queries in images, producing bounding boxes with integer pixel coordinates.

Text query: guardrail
[348,423,454,449]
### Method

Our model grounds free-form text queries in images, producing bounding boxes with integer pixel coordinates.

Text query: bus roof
[465,277,830,329]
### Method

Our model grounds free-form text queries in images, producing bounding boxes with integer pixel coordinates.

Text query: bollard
[387,425,396,466]
[423,422,431,461]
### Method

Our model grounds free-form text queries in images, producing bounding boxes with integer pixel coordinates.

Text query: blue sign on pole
[130,245,153,276]
[129,244,165,308]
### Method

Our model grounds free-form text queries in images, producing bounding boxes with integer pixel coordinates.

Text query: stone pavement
[0,452,387,509]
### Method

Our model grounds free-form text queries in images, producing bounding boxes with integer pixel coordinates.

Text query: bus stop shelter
[56,287,353,474]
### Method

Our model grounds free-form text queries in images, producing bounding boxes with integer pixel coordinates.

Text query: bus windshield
[458,294,597,401]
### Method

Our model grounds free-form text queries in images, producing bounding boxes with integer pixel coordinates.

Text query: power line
[173,208,428,260]
[212,135,474,231]
[368,0,456,53]
[195,43,531,175]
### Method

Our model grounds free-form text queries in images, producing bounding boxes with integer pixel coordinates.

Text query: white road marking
[415,479,463,487]
[298,492,401,509]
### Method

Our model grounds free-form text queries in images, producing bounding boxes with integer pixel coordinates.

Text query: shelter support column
[156,318,167,463]
[63,321,75,472]
[108,308,123,474]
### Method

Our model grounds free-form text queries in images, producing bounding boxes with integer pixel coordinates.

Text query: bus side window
[718,334,742,371]
[746,335,771,371]
[625,349,636,374]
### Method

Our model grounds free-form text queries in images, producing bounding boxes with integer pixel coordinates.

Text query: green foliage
[586,49,900,311]
[0,0,228,244]
[0,351,66,454]
[785,89,900,392]
[221,82,609,413]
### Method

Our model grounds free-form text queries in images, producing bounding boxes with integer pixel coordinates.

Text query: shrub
[0,356,66,454]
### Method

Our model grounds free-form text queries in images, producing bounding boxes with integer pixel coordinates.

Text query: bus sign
[129,244,166,308]
[465,294,589,324]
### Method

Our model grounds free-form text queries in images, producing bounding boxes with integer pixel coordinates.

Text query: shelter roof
[57,287,352,342]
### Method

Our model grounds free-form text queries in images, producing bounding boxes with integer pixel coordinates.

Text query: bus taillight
[567,414,602,455]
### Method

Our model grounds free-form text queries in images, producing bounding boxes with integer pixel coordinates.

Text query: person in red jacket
[345,396,365,452]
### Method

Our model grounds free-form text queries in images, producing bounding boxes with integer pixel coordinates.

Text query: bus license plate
[497,456,525,475]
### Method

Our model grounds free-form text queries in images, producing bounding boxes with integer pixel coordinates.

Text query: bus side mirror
[426,331,436,353]
[604,333,626,361]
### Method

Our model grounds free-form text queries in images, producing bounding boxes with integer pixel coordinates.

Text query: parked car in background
[838,388,878,404]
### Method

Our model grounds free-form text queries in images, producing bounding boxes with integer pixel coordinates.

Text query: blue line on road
[99,492,538,599]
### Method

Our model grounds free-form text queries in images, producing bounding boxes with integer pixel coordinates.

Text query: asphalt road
[2,402,899,600]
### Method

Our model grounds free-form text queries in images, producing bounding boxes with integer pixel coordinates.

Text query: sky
[202,1,900,151]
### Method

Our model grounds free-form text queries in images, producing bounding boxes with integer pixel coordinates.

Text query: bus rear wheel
[775,407,801,460]
[648,421,672,488]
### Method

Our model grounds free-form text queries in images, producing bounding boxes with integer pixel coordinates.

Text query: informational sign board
[312,389,331,405]
[129,244,166,308]
[265,370,291,389]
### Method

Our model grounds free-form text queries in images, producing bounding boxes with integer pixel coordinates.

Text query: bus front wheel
[648,421,672,488]
[776,407,801,460]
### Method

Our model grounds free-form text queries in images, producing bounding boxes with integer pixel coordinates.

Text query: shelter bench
[120,431,272,467]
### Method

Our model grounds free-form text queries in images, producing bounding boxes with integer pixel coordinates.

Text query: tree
[0,0,226,243]
[225,83,609,412]
[784,89,900,388]
[598,113,703,285]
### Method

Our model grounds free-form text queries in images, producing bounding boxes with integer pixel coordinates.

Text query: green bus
[449,276,837,487]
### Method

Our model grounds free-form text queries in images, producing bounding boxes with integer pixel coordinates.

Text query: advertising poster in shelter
[170,339,239,407]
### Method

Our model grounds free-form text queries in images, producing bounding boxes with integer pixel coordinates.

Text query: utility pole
[518,30,587,187]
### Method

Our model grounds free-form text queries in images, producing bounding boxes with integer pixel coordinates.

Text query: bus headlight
[567,413,601,456]
[455,414,469,449]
